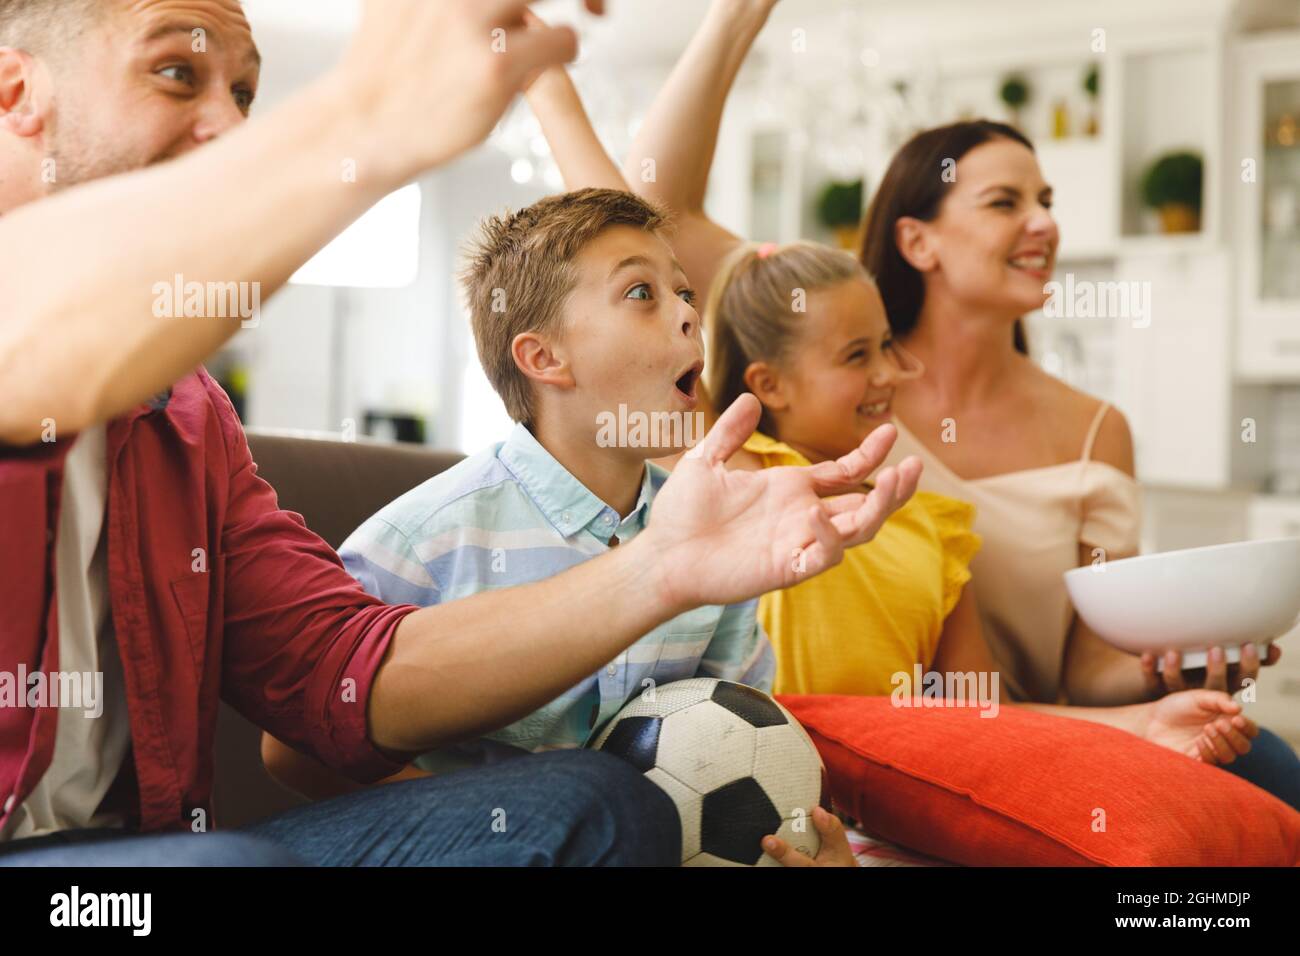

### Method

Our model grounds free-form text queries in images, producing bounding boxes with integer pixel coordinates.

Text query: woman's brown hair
[860,120,1035,354]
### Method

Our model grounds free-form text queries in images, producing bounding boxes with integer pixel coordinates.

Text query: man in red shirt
[0,0,919,865]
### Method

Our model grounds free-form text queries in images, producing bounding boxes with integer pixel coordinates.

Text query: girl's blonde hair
[704,241,872,434]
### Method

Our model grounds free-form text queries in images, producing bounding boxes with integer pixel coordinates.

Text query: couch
[213,429,464,828]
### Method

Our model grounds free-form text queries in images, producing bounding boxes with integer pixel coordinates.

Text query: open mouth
[674,361,704,402]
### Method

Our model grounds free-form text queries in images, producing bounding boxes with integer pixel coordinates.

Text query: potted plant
[816,179,864,249]
[999,74,1031,130]
[1083,64,1100,136]
[1140,151,1203,233]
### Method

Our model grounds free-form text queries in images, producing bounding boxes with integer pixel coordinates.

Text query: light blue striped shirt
[339,423,774,773]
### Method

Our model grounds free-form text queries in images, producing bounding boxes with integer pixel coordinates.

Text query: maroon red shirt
[0,369,414,833]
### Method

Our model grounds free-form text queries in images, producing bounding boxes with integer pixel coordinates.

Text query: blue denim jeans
[0,750,681,867]
[1222,727,1300,813]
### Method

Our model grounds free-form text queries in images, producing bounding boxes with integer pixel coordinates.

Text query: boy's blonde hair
[460,188,669,427]
[704,241,871,434]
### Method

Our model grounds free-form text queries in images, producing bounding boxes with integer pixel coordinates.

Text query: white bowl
[1064,538,1300,668]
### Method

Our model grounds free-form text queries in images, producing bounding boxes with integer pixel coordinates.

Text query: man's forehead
[120,0,260,66]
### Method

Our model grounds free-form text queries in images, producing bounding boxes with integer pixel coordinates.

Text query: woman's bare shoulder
[1018,361,1133,473]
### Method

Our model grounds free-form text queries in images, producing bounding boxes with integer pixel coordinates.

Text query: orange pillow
[777,694,1300,866]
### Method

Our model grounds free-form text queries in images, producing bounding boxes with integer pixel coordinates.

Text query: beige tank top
[882,404,1141,703]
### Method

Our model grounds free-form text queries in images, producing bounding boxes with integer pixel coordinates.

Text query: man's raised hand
[338,0,603,182]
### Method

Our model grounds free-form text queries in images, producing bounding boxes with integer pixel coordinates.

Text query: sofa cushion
[778,694,1300,866]
[244,429,464,549]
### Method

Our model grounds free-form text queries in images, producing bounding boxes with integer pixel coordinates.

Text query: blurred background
[230,0,1300,707]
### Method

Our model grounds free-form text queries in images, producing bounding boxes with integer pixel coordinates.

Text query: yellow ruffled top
[744,432,982,697]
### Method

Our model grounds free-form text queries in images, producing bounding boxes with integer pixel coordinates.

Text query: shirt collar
[743,430,805,465]
[498,423,654,543]
[146,388,172,412]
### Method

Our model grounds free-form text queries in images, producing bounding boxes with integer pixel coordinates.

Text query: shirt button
[605,663,617,677]
[602,514,613,525]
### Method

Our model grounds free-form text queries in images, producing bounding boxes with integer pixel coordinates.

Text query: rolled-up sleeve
[212,388,418,782]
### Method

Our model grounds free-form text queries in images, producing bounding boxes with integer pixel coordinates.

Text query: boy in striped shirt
[338,188,774,774]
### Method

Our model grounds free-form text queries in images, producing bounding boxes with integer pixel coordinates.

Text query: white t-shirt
[2,424,131,840]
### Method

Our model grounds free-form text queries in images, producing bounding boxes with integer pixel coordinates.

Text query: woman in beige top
[884,402,1138,704]
[858,116,1297,809]
[609,0,1298,811]
[858,122,1281,708]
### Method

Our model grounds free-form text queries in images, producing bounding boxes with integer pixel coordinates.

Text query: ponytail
[704,241,869,435]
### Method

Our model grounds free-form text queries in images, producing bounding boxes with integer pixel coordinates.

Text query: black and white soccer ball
[590,678,828,866]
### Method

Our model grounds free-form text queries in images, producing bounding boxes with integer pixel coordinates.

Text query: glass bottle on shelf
[1261,83,1300,302]
[1052,99,1071,139]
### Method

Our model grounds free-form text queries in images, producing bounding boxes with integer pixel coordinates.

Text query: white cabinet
[1112,252,1230,487]
[1035,141,1118,260]
[1110,251,1271,489]
[1234,33,1300,381]
[1248,494,1300,540]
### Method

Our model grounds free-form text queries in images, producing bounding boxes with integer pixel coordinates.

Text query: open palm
[645,394,922,612]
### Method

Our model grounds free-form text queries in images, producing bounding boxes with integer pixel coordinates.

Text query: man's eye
[991,199,1015,209]
[158,64,196,85]
[234,87,254,112]
[625,284,652,301]
[678,288,697,306]
[882,339,895,350]
[848,350,867,362]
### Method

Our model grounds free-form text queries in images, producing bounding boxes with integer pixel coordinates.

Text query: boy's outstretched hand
[763,807,859,868]
[641,394,922,613]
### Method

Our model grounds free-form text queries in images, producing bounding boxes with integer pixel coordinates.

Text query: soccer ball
[590,678,828,866]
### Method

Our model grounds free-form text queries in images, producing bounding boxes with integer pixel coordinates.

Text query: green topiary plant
[1141,151,1204,232]
[1082,64,1101,136]
[816,179,864,248]
[816,179,864,230]
[998,74,1029,107]
[999,74,1031,129]
[1000,75,1030,109]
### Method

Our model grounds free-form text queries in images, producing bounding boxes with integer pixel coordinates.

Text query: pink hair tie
[756,242,779,260]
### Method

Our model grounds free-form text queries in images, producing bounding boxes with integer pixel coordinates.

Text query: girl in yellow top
[703,242,979,698]
[701,239,1255,769]
[744,431,978,697]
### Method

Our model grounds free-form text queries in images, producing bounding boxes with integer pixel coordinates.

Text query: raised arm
[525,57,628,191]
[622,0,779,296]
[0,0,594,446]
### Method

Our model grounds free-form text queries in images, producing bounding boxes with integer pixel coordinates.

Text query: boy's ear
[894,216,938,273]
[0,49,46,138]
[511,331,575,390]
[742,360,787,414]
